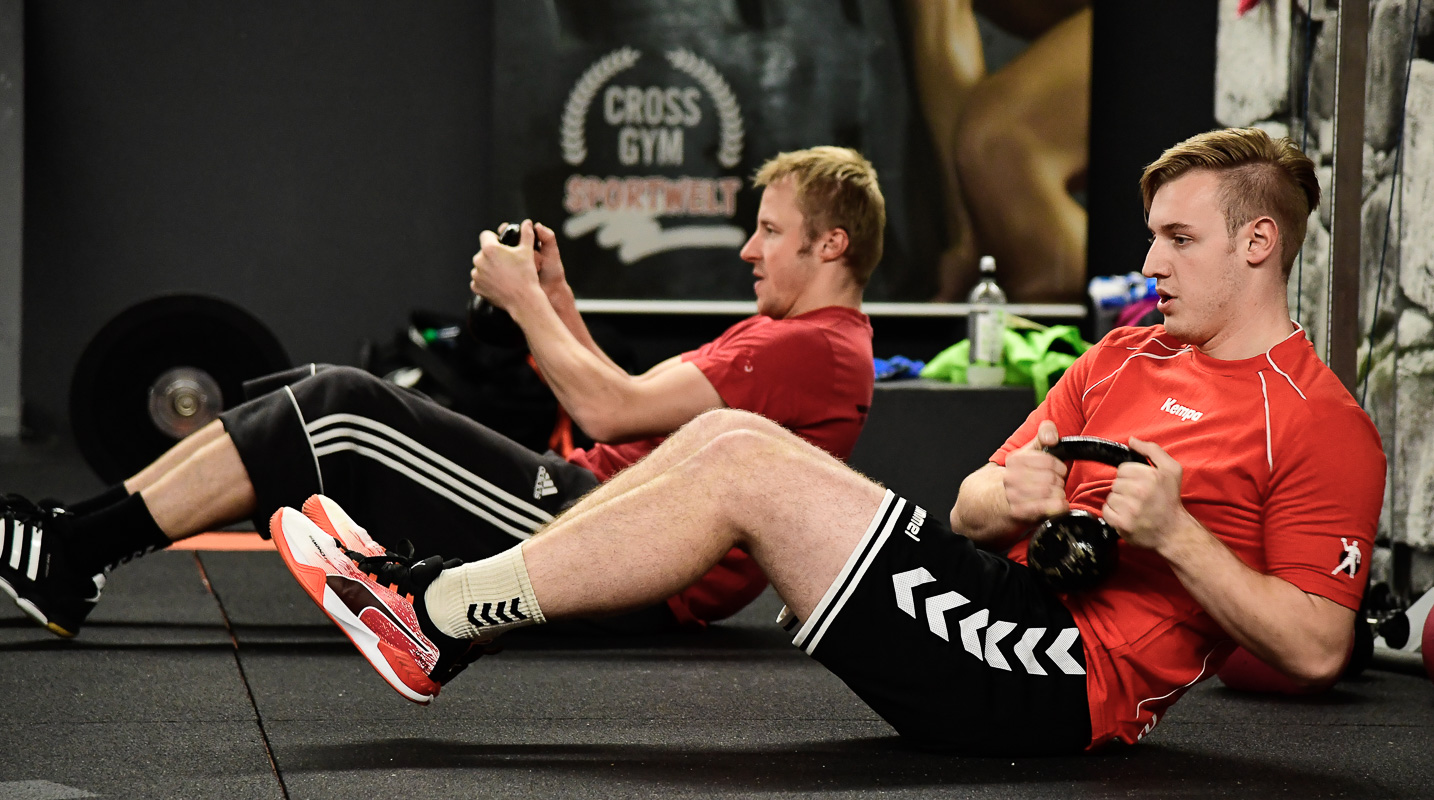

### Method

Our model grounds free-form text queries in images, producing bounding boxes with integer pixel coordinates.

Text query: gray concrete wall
[0,0,20,438]
[1216,0,1434,593]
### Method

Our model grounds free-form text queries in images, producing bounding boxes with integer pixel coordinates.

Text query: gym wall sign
[559,46,747,266]
[489,0,936,302]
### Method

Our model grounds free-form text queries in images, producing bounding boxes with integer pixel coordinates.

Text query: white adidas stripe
[309,426,550,529]
[7,519,21,570]
[26,525,42,581]
[302,413,554,539]
[311,440,539,540]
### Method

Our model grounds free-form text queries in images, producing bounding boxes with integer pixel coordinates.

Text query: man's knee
[695,426,819,485]
[293,365,399,416]
[682,408,785,441]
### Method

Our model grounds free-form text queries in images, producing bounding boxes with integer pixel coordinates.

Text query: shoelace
[342,539,419,593]
[339,539,498,675]
[1,494,67,523]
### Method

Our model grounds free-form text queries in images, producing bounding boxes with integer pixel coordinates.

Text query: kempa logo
[1160,397,1205,422]
[558,46,747,264]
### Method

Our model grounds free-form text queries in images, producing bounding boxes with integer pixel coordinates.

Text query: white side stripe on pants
[304,413,554,540]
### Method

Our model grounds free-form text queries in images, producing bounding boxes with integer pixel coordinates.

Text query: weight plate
[70,295,291,483]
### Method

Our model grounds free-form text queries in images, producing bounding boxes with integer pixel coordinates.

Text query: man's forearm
[508,284,635,434]
[1156,515,1354,688]
[951,465,1026,550]
[543,282,626,374]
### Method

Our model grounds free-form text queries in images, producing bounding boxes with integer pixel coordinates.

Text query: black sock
[63,493,172,576]
[65,484,131,516]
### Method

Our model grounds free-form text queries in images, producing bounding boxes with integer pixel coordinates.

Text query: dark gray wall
[21,0,493,436]
[1086,1,1220,278]
[0,0,20,437]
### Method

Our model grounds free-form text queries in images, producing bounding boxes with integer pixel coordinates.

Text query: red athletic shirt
[992,325,1385,748]
[568,306,875,625]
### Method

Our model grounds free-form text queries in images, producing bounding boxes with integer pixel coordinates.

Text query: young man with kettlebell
[268,126,1384,753]
[0,147,883,639]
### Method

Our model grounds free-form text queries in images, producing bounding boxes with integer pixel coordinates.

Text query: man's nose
[739,233,760,262]
[1141,244,1164,278]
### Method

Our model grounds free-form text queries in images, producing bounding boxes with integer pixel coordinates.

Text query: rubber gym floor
[2,436,1432,800]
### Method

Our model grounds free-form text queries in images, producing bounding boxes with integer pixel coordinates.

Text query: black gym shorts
[792,490,1092,754]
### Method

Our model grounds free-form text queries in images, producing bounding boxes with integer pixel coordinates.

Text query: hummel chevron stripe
[960,609,989,660]
[889,568,1084,676]
[1047,628,1085,675]
[984,620,1018,671]
[468,598,528,628]
[892,567,936,616]
[1013,627,1047,675]
[924,591,969,641]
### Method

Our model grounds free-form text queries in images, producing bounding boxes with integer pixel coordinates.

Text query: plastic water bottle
[966,255,1008,387]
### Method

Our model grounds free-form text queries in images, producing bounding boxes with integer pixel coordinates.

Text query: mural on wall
[1215,0,1434,594]
[490,0,1092,304]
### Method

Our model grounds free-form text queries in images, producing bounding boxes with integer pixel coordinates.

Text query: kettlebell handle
[1043,436,1150,468]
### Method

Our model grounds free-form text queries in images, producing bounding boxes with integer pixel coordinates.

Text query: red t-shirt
[993,325,1385,748]
[568,306,875,624]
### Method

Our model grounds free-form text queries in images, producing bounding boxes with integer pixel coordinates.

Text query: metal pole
[1327,0,1369,394]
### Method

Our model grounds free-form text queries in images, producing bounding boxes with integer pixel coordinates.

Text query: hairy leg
[124,418,227,494]
[139,432,257,541]
[545,408,806,531]
[522,424,887,623]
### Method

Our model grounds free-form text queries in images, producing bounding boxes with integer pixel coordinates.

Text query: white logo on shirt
[1160,396,1205,422]
[1331,538,1362,578]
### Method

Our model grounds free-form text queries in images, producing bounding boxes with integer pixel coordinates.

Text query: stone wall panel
[1360,177,1402,333]
[1291,214,1330,359]
[1399,60,1434,310]
[1217,0,1292,126]
[1394,348,1434,548]
[1366,0,1434,149]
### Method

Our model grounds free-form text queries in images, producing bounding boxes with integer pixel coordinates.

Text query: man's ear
[1245,216,1279,267]
[817,228,850,263]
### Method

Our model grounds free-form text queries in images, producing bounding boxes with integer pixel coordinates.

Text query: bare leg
[124,418,227,494]
[542,408,812,531]
[956,7,1092,302]
[522,421,887,623]
[137,433,258,541]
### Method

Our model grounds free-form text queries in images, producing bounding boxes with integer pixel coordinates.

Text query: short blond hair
[753,146,886,285]
[1140,127,1320,278]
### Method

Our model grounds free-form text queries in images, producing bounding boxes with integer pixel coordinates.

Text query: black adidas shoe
[0,494,105,637]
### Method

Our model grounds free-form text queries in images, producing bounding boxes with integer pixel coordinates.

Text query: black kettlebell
[467,222,538,350]
[1026,436,1151,593]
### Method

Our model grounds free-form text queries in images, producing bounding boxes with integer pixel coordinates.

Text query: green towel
[919,325,1091,403]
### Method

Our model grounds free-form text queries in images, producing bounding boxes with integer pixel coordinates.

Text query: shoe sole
[269,507,440,704]
[302,495,386,558]
[0,573,78,638]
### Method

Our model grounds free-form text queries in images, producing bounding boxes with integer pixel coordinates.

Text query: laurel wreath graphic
[560,47,642,166]
[665,48,745,168]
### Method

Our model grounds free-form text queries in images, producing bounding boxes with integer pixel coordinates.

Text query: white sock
[423,543,545,640]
